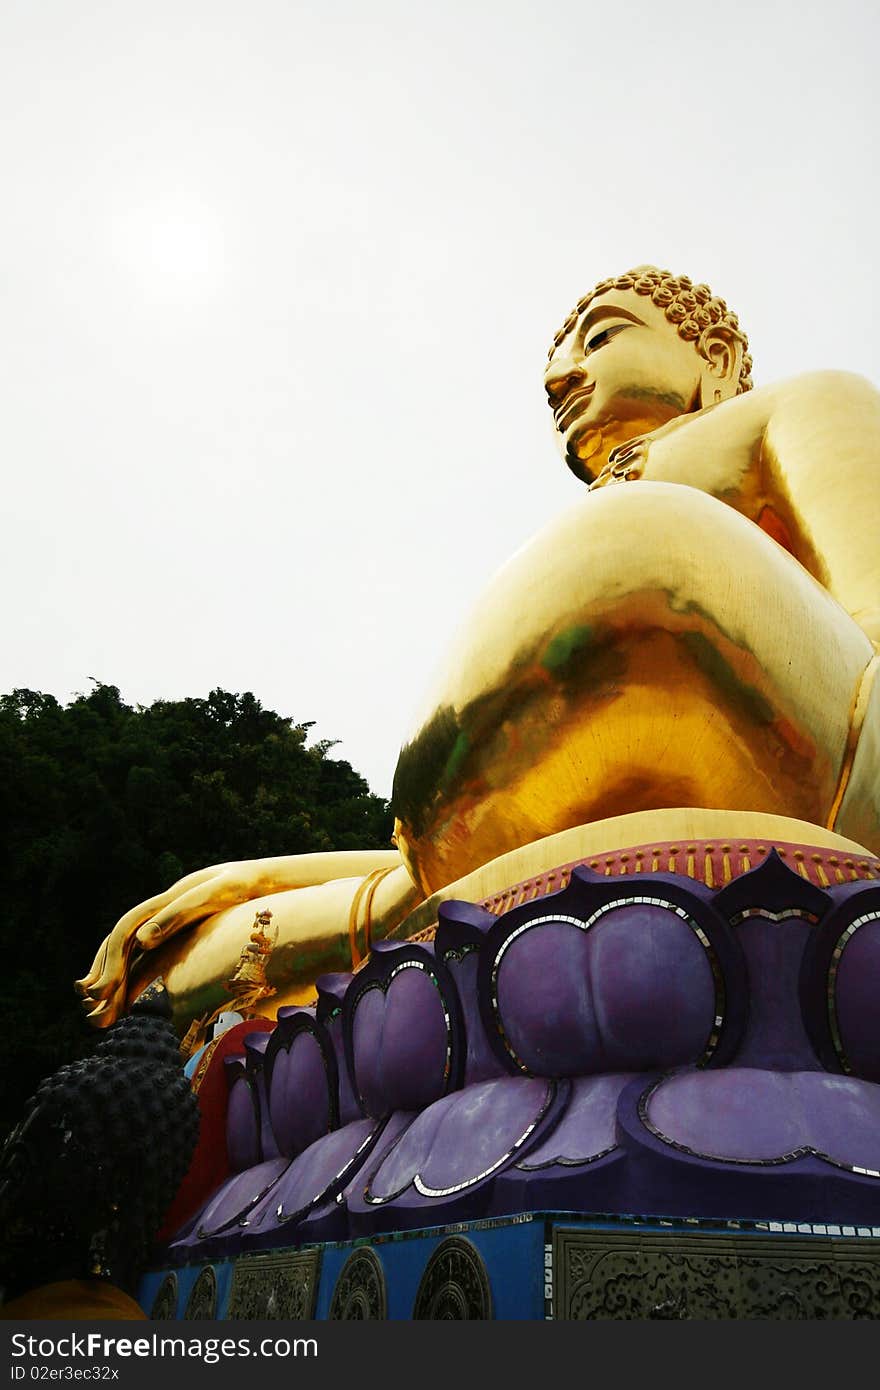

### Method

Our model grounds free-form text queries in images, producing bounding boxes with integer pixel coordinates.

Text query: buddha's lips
[554,383,595,430]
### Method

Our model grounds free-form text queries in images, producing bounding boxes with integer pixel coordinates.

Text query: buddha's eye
[585,324,628,353]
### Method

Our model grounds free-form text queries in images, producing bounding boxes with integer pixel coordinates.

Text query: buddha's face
[544,289,725,482]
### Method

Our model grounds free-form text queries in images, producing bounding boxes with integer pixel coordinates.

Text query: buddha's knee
[394,484,874,893]
[833,653,880,855]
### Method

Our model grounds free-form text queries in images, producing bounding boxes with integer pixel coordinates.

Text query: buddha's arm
[77,848,404,1025]
[634,372,880,642]
[760,372,880,642]
[126,863,423,1036]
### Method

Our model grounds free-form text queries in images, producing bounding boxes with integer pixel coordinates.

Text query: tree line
[0,683,393,1138]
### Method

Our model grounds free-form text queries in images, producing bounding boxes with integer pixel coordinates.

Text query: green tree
[0,684,392,1138]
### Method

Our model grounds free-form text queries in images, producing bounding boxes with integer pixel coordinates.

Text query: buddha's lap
[393,484,877,894]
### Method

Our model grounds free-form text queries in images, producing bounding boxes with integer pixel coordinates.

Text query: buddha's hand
[589,437,648,490]
[76,849,402,1026]
[75,860,263,1026]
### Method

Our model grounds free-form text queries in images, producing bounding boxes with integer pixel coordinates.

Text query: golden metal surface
[127,807,875,1034]
[390,808,875,946]
[394,268,880,892]
[393,483,875,893]
[826,653,880,831]
[77,264,880,1036]
[126,863,420,1033]
[76,849,402,1025]
[835,659,880,853]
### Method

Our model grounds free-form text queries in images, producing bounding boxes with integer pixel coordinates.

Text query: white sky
[2,0,878,796]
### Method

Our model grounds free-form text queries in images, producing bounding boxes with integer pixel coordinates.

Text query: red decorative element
[156,1018,273,1243]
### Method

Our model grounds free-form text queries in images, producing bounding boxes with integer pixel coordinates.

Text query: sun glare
[112,201,227,298]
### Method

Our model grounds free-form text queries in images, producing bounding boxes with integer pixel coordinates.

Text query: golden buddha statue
[77,266,880,1038]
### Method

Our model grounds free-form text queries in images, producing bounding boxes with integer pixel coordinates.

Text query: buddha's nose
[544,353,587,408]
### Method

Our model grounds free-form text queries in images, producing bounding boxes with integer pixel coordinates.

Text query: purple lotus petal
[226,1077,259,1173]
[322,1013,358,1124]
[645,1069,880,1170]
[447,952,507,1084]
[269,1031,331,1156]
[175,1156,291,1242]
[369,1077,552,1200]
[253,1117,380,1227]
[732,919,818,1069]
[353,966,450,1115]
[835,916,880,1081]
[496,905,715,1074]
[517,1073,634,1168]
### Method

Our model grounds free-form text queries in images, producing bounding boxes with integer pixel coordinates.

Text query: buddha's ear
[698,324,742,406]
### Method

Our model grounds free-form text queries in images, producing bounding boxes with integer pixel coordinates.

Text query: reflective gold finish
[546,267,753,485]
[392,480,877,894]
[77,264,880,1037]
[128,809,874,1036]
[394,268,880,891]
[390,808,878,946]
[76,849,403,1025]
[125,863,420,1035]
[834,658,880,853]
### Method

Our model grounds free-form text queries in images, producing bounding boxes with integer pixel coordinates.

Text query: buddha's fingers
[134,869,246,948]
[76,926,141,993]
[75,931,132,1005]
[113,865,225,939]
[76,865,226,992]
[76,968,126,1027]
[75,939,109,996]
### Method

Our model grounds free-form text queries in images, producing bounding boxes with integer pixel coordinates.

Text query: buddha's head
[545,266,753,482]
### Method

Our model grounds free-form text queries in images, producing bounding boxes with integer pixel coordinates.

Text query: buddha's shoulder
[694,370,880,449]
[761,368,880,411]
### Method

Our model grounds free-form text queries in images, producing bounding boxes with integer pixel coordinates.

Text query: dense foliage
[0,683,393,1138]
